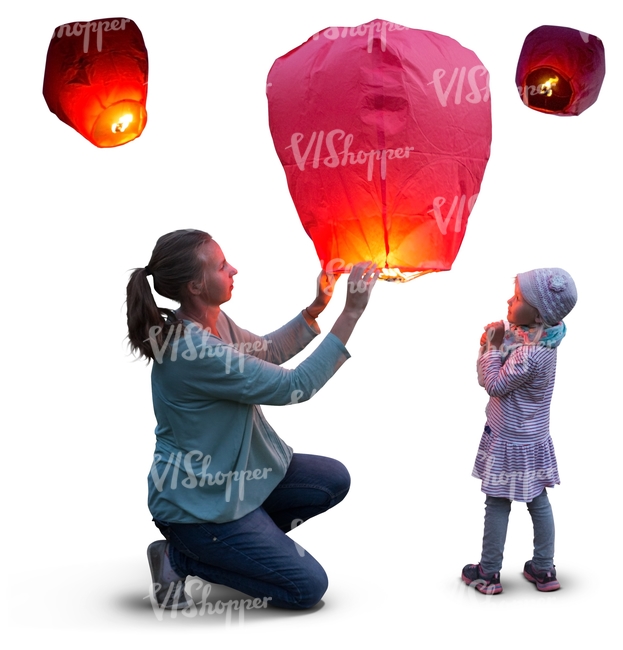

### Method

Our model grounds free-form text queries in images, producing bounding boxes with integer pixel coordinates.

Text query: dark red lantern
[516,25,605,116]
[43,18,148,147]
[267,19,491,280]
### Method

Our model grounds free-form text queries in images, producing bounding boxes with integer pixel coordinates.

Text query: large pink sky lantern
[267,19,492,280]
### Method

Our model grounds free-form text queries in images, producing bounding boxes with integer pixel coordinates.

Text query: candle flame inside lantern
[539,76,559,96]
[112,114,133,133]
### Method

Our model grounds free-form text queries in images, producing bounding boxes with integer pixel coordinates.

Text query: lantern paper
[267,19,491,280]
[516,25,605,116]
[43,18,148,147]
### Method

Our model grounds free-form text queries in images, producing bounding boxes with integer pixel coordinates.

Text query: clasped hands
[480,321,505,349]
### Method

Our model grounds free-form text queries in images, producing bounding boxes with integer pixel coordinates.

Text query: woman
[126,229,378,610]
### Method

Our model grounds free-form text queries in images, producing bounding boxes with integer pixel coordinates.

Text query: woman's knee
[328,458,350,505]
[291,562,329,610]
[291,454,351,504]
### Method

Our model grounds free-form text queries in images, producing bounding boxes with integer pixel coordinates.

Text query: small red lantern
[267,19,491,280]
[516,25,605,116]
[43,18,148,147]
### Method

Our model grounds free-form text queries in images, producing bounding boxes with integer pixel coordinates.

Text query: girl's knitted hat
[517,268,577,325]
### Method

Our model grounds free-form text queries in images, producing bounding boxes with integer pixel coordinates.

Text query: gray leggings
[480,489,554,574]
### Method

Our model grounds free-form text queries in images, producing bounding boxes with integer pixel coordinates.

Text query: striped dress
[472,344,560,502]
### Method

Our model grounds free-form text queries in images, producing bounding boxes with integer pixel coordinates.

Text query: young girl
[462,267,577,595]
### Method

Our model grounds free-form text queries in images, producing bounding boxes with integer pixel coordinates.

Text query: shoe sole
[523,570,560,592]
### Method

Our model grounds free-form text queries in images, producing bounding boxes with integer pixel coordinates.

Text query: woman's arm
[219,312,319,365]
[158,263,378,406]
[216,270,338,366]
[302,270,338,323]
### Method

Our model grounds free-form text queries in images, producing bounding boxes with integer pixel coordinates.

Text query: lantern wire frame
[378,268,436,282]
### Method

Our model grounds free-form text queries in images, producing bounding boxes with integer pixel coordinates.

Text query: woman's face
[507,280,540,326]
[195,240,238,306]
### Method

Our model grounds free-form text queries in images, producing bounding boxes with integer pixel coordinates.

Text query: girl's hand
[481,321,505,349]
[304,270,339,320]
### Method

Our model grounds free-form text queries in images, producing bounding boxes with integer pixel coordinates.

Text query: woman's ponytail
[126,230,212,361]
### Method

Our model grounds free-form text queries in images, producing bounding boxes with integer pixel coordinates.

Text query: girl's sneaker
[523,561,560,592]
[461,563,503,595]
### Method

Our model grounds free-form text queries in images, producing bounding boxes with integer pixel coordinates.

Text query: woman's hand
[304,270,339,321]
[329,262,379,346]
[481,321,505,349]
[344,262,379,316]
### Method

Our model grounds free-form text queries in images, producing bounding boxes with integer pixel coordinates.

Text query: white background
[2,0,619,646]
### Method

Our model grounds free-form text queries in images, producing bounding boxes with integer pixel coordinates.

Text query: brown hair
[126,229,212,361]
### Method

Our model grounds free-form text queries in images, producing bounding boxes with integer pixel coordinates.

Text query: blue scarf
[499,321,566,361]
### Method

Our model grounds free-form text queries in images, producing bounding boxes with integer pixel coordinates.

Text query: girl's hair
[513,275,546,344]
[528,322,545,345]
[126,229,212,361]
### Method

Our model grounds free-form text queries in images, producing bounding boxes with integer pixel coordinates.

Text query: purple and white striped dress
[472,344,560,502]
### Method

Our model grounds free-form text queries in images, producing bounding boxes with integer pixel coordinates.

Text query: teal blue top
[147,311,350,523]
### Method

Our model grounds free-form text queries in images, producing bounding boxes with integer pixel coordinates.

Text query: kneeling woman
[126,229,378,610]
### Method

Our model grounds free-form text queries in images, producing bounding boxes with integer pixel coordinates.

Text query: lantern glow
[43,18,148,147]
[516,25,605,116]
[267,19,491,280]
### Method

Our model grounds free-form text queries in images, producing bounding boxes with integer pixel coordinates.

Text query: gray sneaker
[147,540,190,610]
[523,560,560,592]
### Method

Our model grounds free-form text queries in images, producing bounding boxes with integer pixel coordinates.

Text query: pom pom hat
[517,268,577,325]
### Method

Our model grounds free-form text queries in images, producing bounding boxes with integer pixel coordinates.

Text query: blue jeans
[154,453,350,609]
[480,489,555,574]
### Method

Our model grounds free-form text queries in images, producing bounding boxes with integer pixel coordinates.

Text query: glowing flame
[111,113,133,133]
[538,76,559,97]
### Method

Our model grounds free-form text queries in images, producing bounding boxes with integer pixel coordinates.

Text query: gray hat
[517,268,577,325]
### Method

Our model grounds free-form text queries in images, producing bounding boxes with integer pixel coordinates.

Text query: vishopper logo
[146,322,271,368]
[53,18,131,53]
[286,129,415,181]
[429,194,479,235]
[428,66,490,107]
[312,20,409,53]
[151,449,273,502]
[146,578,271,622]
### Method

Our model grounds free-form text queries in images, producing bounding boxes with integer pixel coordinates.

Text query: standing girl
[462,268,577,594]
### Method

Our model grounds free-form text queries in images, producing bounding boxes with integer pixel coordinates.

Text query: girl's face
[507,280,540,326]
[195,240,238,306]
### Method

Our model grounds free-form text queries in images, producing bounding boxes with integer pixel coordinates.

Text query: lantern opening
[91,100,147,147]
[523,67,573,113]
